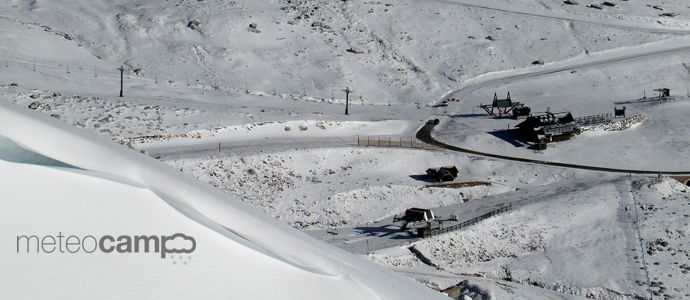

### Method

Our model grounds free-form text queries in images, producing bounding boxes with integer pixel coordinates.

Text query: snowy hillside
[0,101,446,299]
[2,0,687,105]
[2,0,690,299]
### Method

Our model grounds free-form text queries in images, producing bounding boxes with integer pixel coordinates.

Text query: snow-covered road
[438,37,690,104]
[430,0,690,33]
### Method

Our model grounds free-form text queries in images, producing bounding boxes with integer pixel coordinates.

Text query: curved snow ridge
[0,101,445,299]
[0,158,384,299]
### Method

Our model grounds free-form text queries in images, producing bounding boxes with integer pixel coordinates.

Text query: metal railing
[574,113,613,126]
[357,136,442,150]
[419,204,512,238]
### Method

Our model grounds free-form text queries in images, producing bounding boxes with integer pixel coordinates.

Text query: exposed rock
[346,47,364,54]
[248,23,261,33]
[187,20,200,30]
[311,21,332,32]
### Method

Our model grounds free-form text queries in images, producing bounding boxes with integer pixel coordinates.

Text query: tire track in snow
[436,37,690,104]
[425,0,690,34]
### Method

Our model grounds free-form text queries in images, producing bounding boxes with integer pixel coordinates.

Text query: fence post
[367,137,370,146]
[357,136,360,146]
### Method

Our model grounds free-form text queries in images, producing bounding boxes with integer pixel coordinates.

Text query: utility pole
[344,87,351,115]
[118,66,125,97]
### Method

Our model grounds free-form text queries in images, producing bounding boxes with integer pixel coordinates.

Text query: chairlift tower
[478,92,526,118]
[344,87,352,115]
[118,66,125,97]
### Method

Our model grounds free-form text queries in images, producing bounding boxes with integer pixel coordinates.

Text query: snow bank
[120,120,415,149]
[0,101,445,299]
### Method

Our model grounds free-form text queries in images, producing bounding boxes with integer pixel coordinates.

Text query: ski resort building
[516,112,578,143]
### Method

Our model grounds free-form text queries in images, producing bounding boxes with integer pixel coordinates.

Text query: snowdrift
[0,101,445,299]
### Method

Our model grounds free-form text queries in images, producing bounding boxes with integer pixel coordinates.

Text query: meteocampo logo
[16,233,196,259]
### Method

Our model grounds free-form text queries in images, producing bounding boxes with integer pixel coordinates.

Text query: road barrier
[418,204,512,238]
[574,113,613,126]
[356,136,442,150]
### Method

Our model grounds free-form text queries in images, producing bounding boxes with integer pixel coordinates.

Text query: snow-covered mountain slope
[370,176,690,299]
[1,0,686,105]
[2,0,690,298]
[0,101,446,299]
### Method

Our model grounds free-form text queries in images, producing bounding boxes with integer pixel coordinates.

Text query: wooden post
[118,66,125,97]
[344,87,351,115]
[218,142,221,153]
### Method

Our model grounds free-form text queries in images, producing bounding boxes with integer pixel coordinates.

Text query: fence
[356,136,442,150]
[418,204,512,238]
[574,113,613,126]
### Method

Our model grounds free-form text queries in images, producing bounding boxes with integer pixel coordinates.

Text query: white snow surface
[0,101,445,299]
[2,0,690,298]
[161,147,529,229]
